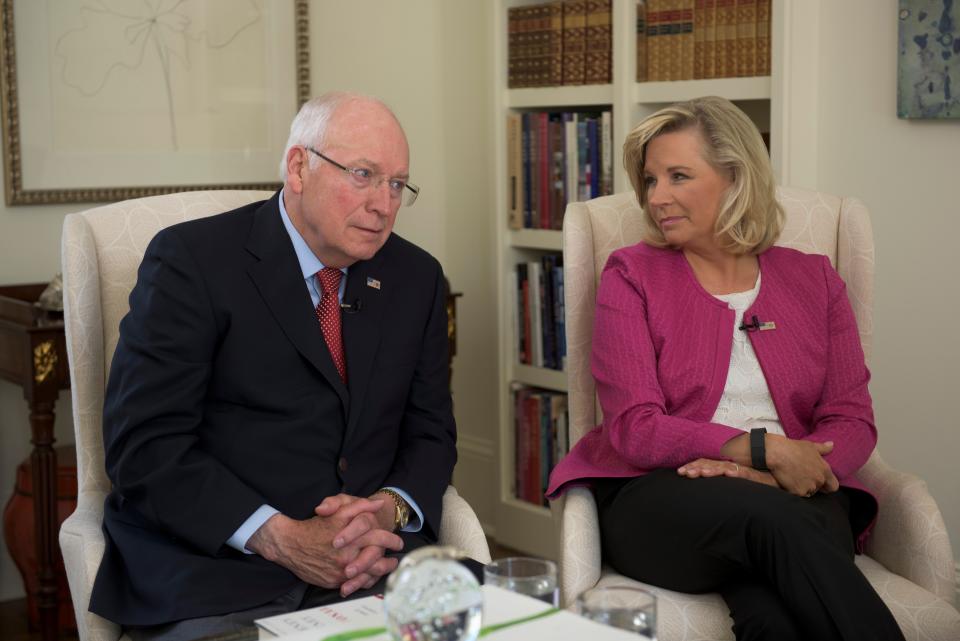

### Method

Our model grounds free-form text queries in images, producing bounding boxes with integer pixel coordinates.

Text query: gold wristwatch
[378,488,410,531]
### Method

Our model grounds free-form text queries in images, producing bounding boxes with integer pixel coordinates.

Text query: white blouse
[709,272,785,436]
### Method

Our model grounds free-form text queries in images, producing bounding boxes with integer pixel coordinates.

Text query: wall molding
[770,0,820,190]
[458,434,495,460]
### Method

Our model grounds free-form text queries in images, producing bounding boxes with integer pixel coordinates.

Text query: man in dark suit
[90,92,458,640]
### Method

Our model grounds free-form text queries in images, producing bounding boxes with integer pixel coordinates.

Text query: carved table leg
[28,399,59,641]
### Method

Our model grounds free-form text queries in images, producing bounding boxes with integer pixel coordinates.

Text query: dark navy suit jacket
[90,192,457,624]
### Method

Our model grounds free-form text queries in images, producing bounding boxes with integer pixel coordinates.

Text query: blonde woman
[547,97,903,641]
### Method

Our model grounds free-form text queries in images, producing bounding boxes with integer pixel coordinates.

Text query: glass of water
[576,586,657,639]
[384,545,483,641]
[483,557,558,606]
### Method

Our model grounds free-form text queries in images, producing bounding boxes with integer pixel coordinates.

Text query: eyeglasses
[306,147,420,207]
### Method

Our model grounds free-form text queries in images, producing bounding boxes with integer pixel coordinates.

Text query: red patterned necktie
[315,267,346,382]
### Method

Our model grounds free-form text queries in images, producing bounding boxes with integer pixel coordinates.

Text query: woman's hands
[765,435,839,497]
[677,458,779,488]
[715,432,840,497]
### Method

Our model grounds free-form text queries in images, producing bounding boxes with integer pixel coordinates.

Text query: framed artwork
[0,0,310,205]
[897,0,959,119]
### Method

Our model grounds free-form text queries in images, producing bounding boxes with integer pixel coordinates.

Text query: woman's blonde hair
[623,96,783,254]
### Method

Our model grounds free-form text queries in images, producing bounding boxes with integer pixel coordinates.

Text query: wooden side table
[444,276,463,386]
[0,284,70,641]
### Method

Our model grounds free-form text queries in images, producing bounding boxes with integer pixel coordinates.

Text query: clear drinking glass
[483,557,559,606]
[384,545,483,641]
[576,586,657,639]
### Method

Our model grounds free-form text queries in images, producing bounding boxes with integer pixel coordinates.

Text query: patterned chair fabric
[58,190,491,641]
[553,187,960,640]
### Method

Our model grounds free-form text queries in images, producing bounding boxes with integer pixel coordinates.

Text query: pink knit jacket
[546,243,878,536]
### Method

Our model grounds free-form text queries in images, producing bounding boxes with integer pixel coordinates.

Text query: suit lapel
[245,194,349,410]
[342,247,389,442]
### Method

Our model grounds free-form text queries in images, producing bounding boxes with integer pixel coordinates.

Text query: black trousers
[594,470,905,641]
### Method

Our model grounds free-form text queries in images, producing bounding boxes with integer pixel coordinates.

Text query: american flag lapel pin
[759,321,776,331]
[366,277,381,290]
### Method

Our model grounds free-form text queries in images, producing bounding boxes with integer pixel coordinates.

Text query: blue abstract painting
[898,0,959,119]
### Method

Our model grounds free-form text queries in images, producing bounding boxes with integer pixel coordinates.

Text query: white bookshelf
[491,0,817,559]
[509,229,563,251]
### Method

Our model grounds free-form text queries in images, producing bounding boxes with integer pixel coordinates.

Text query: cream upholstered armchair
[553,187,960,640]
[58,190,491,641]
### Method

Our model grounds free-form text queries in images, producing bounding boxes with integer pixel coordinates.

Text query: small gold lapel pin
[759,321,776,331]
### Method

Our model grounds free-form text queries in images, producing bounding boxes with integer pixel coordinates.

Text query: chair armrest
[59,492,123,641]
[859,452,957,603]
[439,485,491,564]
[552,486,602,608]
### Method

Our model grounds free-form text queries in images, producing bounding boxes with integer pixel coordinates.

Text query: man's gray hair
[278,91,398,180]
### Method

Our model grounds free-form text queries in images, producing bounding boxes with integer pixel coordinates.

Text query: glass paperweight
[383,545,483,641]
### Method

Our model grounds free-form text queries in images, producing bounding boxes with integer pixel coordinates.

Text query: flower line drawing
[55,0,263,149]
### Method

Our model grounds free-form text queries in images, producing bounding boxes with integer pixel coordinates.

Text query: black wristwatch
[750,427,769,471]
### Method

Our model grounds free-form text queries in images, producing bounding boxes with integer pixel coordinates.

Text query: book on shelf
[635,1,648,82]
[638,0,768,82]
[651,0,667,81]
[716,0,738,79]
[564,113,578,210]
[514,254,566,372]
[527,260,544,368]
[562,0,587,85]
[755,0,771,76]
[702,0,718,79]
[513,385,569,507]
[661,0,677,81]
[536,112,550,229]
[693,0,706,79]
[736,0,757,78]
[667,0,683,81]
[507,5,535,88]
[546,1,565,86]
[518,263,531,365]
[506,0,613,88]
[549,114,566,229]
[584,0,612,84]
[507,112,524,230]
[508,109,613,231]
[507,6,523,88]
[679,0,695,80]
[600,111,613,197]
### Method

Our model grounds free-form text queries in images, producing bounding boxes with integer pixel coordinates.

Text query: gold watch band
[378,488,410,531]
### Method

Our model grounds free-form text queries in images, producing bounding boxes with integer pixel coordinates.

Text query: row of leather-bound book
[507,0,613,88]
[637,0,772,82]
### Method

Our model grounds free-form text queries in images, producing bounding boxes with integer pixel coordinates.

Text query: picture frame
[897,0,960,119]
[0,0,311,205]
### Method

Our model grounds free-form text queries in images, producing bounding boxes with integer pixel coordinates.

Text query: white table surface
[258,584,651,641]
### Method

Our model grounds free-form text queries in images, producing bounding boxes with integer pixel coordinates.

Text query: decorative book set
[637,0,771,82]
[508,0,613,88]
[513,386,569,507]
[506,110,613,232]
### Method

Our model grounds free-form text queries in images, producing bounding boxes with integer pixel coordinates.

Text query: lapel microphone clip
[739,315,776,332]
[340,299,363,314]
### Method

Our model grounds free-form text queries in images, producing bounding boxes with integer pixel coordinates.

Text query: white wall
[306,0,497,528]
[815,1,960,568]
[0,0,497,600]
